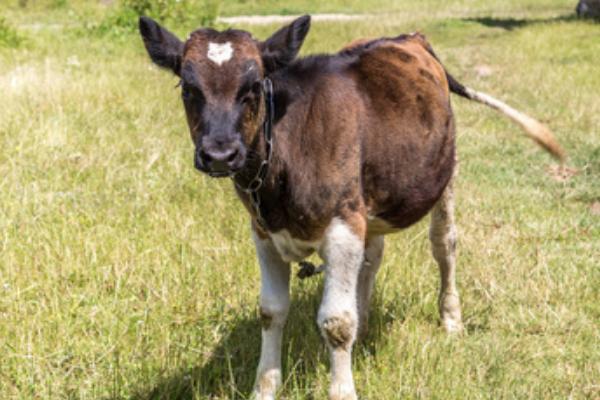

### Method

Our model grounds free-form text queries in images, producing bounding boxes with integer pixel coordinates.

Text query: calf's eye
[182,86,191,100]
[251,81,262,95]
[241,95,253,105]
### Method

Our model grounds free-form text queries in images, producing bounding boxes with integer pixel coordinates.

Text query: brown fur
[321,312,356,350]
[238,34,456,239]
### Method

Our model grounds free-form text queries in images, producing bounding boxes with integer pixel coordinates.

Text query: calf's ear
[260,15,311,73]
[139,16,184,75]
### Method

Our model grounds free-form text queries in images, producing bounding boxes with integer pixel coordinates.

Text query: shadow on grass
[127,281,401,400]
[462,14,584,30]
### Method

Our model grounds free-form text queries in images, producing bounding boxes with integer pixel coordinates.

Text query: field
[0,0,599,398]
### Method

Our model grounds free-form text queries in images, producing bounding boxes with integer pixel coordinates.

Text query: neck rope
[233,77,274,229]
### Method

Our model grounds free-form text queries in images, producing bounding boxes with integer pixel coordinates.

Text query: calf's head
[139,15,311,177]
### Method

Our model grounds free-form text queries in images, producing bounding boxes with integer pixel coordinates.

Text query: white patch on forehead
[207,42,233,66]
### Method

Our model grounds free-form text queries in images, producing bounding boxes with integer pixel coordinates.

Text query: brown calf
[139,15,564,400]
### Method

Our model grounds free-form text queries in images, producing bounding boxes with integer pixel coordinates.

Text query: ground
[0,0,599,399]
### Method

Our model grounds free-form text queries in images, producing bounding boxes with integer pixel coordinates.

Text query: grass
[0,0,599,399]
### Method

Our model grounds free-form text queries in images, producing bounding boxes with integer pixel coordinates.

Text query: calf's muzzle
[194,135,246,177]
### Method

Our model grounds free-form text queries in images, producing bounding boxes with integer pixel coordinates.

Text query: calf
[139,15,563,400]
[577,0,600,17]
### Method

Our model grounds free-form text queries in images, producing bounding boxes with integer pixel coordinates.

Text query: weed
[89,0,221,37]
[0,17,25,48]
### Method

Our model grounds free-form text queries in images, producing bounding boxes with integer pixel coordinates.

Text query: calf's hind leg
[429,180,464,333]
[356,235,384,341]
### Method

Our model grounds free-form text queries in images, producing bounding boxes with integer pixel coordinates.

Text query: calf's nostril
[200,149,212,162]
[226,150,238,163]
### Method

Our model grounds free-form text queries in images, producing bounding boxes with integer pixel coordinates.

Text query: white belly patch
[269,229,321,263]
[367,215,399,235]
[207,42,233,66]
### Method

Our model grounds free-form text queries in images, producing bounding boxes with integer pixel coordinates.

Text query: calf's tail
[446,73,565,162]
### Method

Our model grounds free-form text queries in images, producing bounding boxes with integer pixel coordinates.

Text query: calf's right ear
[139,16,184,75]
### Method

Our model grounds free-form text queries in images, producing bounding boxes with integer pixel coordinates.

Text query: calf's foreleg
[252,230,291,400]
[318,216,365,400]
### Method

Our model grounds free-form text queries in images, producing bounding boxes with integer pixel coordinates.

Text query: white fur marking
[269,229,320,263]
[317,218,363,400]
[252,230,290,399]
[367,214,397,235]
[207,42,233,66]
[318,218,363,322]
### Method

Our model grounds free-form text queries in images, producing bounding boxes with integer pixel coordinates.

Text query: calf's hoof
[253,392,275,400]
[329,383,358,400]
[253,369,281,400]
[442,317,464,334]
[439,291,464,334]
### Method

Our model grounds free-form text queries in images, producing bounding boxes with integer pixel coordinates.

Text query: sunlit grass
[0,1,598,399]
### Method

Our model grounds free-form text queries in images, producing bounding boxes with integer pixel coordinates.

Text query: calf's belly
[365,140,455,230]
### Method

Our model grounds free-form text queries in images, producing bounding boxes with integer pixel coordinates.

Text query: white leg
[356,235,384,341]
[252,230,291,400]
[429,181,463,333]
[318,217,364,400]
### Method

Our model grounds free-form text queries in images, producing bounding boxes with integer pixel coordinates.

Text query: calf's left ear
[260,15,311,73]
[139,16,184,75]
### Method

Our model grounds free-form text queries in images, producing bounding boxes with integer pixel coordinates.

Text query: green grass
[1,0,599,399]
